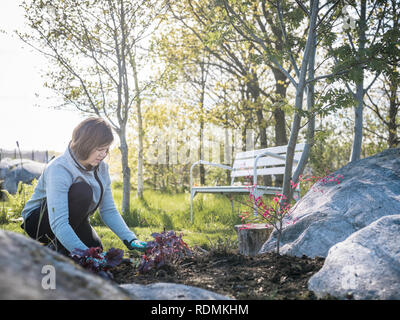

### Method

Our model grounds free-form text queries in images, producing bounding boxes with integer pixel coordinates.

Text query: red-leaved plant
[239,171,344,254]
[298,171,344,194]
[138,230,192,273]
[70,247,124,280]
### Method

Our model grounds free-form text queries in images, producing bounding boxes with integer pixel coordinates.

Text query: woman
[20,117,146,256]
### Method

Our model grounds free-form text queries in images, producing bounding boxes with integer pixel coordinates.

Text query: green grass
[0,220,24,234]
[0,183,251,253]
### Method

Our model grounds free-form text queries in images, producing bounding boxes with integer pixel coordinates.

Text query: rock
[0,158,14,180]
[2,159,46,194]
[234,223,272,256]
[120,282,234,300]
[0,230,134,300]
[259,148,400,258]
[0,229,232,300]
[308,215,400,300]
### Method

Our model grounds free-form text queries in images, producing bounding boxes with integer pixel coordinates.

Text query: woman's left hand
[124,239,147,252]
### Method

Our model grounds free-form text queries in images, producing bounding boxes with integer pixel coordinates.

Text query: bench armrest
[255,150,299,163]
[190,160,232,188]
[252,150,299,187]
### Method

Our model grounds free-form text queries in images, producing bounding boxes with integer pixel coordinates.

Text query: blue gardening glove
[124,238,147,252]
[81,252,107,269]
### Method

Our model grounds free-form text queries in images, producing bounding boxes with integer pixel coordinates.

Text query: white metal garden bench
[189,143,305,223]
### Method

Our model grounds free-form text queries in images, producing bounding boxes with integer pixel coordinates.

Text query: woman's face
[81,144,111,168]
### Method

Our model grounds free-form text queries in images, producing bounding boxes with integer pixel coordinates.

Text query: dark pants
[21,182,103,256]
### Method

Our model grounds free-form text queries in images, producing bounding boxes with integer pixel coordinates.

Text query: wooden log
[234,223,272,256]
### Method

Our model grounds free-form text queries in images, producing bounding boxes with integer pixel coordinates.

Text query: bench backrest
[231,143,305,183]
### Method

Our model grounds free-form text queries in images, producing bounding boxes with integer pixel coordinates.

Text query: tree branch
[276,0,300,78]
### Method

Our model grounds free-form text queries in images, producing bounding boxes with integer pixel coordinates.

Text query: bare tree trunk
[112,0,132,213]
[247,72,271,185]
[271,67,288,146]
[248,76,267,150]
[241,127,248,151]
[271,67,288,187]
[199,64,206,185]
[350,0,367,162]
[199,119,205,185]
[131,50,144,199]
[118,127,131,214]
[276,222,282,255]
[388,1,399,148]
[292,21,317,187]
[388,81,399,147]
[224,117,231,184]
[281,0,319,202]
[350,87,364,162]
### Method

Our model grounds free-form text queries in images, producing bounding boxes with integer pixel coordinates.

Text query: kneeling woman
[21,117,145,255]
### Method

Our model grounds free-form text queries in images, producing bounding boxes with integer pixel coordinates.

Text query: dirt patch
[110,250,326,300]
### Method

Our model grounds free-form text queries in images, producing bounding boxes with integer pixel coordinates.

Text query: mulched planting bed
[110,251,326,300]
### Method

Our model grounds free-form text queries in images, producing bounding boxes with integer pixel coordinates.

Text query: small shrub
[70,246,124,280]
[298,172,344,194]
[240,172,344,254]
[0,204,9,224]
[138,230,192,273]
[2,179,37,219]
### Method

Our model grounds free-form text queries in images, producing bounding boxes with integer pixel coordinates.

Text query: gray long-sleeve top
[21,145,136,252]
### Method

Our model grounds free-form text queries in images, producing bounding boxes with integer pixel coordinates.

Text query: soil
[110,249,326,300]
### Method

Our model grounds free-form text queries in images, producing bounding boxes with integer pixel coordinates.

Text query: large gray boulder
[308,215,400,300]
[2,159,46,194]
[120,283,233,300]
[0,229,134,300]
[0,229,232,300]
[0,158,14,180]
[259,148,400,258]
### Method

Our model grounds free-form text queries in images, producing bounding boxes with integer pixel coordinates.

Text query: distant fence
[0,148,53,163]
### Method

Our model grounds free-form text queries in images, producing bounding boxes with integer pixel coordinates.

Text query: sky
[0,0,86,153]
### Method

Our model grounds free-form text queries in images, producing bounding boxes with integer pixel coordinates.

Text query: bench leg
[190,191,195,224]
[231,197,234,215]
